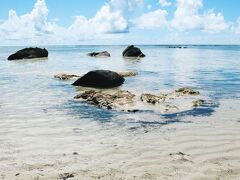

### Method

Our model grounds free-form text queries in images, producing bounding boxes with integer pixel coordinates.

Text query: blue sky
[0,0,239,45]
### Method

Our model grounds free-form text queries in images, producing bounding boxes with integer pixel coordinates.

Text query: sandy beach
[1,98,240,180]
[1,0,240,179]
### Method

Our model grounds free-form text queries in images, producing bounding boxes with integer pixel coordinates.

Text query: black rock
[8,47,48,60]
[122,45,145,58]
[87,51,110,57]
[72,70,125,88]
[168,46,187,49]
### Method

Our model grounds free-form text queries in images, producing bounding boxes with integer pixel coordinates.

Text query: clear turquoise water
[0,45,240,125]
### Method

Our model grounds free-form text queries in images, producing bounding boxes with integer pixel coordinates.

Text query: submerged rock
[140,93,166,104]
[118,71,138,77]
[192,99,205,107]
[74,90,136,111]
[141,88,200,105]
[8,47,48,60]
[72,70,125,88]
[59,173,74,180]
[168,46,187,49]
[122,45,145,58]
[87,51,110,57]
[74,87,207,114]
[140,87,203,112]
[54,73,81,80]
[174,87,200,95]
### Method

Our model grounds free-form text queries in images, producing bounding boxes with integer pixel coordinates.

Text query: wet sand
[1,99,240,180]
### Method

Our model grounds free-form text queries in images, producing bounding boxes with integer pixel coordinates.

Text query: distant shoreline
[1,44,240,47]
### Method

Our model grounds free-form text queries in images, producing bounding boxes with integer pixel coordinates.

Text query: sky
[0,0,239,45]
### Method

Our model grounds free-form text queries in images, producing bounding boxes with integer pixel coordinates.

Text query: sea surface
[0,45,240,179]
[0,45,239,123]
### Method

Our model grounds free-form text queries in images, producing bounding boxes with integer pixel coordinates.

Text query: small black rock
[122,45,145,58]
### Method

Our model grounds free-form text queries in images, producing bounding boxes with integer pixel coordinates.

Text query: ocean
[0,45,240,179]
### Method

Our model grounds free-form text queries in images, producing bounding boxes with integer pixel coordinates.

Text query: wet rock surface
[122,45,145,58]
[59,173,74,180]
[140,88,200,105]
[74,90,136,111]
[72,70,125,88]
[8,47,48,60]
[192,99,205,107]
[87,51,110,57]
[118,71,138,77]
[140,93,166,104]
[74,88,206,113]
[174,87,200,95]
[54,71,137,81]
[54,73,81,80]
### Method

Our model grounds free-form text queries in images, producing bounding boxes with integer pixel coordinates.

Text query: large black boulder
[72,70,125,88]
[8,47,48,60]
[122,45,145,58]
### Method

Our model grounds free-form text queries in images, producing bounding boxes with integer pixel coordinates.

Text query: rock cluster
[74,88,205,113]
[168,46,187,49]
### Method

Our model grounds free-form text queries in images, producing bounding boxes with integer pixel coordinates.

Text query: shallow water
[0,45,240,179]
[1,45,239,122]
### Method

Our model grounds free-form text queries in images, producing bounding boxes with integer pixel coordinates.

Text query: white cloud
[69,6,128,35]
[69,0,144,34]
[171,0,203,30]
[159,0,172,7]
[136,0,228,33]
[0,0,238,45]
[171,0,228,32]
[0,0,144,44]
[0,0,53,40]
[202,10,229,32]
[134,9,168,29]
[232,17,240,34]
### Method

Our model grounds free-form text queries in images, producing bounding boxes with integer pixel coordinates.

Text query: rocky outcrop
[140,88,200,106]
[140,93,166,104]
[72,70,125,88]
[8,47,48,60]
[174,87,200,96]
[54,73,81,80]
[73,87,207,113]
[87,51,110,57]
[74,90,136,111]
[118,71,138,77]
[122,45,145,58]
[192,99,205,107]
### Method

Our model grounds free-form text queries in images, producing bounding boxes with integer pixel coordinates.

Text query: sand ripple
[0,99,240,179]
